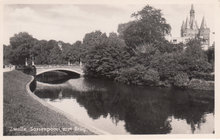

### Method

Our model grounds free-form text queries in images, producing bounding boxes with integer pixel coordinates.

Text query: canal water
[34,71,214,134]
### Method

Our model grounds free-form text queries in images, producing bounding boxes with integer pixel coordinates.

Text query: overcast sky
[3,3,216,45]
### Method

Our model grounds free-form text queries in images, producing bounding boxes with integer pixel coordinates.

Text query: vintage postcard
[1,0,219,139]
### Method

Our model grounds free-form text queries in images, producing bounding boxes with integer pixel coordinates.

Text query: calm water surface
[34,71,214,134]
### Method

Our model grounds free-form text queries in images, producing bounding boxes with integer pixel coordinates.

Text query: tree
[180,39,213,77]
[121,5,171,49]
[150,52,182,81]
[81,31,108,63]
[9,32,35,65]
[117,22,133,38]
[83,31,107,48]
[48,45,63,64]
[31,40,53,65]
[185,39,207,61]
[83,32,130,79]
[205,44,214,67]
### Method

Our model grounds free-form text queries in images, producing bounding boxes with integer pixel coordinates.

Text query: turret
[190,4,195,20]
[181,20,185,37]
[199,16,210,49]
[200,16,207,29]
[185,17,189,29]
[181,21,185,29]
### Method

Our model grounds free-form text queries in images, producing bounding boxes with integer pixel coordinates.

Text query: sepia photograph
[1,0,219,138]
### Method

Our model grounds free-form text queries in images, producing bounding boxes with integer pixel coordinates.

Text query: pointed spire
[185,17,189,29]
[190,4,195,25]
[191,4,194,11]
[195,21,199,29]
[181,20,185,29]
[200,16,207,29]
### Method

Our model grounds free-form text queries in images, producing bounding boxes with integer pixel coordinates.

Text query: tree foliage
[120,5,171,49]
[83,31,130,79]
[4,32,82,65]
[173,72,189,88]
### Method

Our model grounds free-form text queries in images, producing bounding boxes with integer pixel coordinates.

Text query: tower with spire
[199,16,210,48]
[180,4,210,49]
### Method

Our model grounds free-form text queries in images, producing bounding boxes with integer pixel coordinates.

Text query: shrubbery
[142,69,160,86]
[173,72,189,88]
[114,66,159,86]
[190,72,214,81]
[15,65,36,76]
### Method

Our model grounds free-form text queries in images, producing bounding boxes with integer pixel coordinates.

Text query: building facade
[170,4,210,50]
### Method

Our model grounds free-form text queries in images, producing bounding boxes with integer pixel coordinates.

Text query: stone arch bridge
[35,65,84,75]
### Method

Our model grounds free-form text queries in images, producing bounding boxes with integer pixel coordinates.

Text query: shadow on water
[33,73,214,134]
[36,70,80,84]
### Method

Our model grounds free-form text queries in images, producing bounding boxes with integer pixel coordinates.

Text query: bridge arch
[36,66,84,76]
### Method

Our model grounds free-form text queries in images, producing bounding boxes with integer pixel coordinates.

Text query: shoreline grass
[3,70,94,135]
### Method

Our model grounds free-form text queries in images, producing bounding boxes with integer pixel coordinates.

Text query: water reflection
[36,70,80,84]
[34,74,214,134]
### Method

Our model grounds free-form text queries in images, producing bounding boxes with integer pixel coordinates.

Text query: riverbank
[3,70,95,135]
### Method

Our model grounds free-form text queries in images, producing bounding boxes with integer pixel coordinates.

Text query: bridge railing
[35,64,80,68]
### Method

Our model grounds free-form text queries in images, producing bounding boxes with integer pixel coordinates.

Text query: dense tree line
[3,32,82,65]
[3,5,214,88]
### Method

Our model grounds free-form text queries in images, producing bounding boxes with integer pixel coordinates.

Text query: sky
[3,3,216,45]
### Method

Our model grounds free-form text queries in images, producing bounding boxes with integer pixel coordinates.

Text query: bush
[142,69,160,86]
[114,65,144,85]
[190,72,214,81]
[173,72,189,88]
[114,66,160,86]
[15,65,36,76]
[188,79,214,90]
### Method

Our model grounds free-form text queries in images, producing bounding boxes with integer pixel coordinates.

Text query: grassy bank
[3,70,94,135]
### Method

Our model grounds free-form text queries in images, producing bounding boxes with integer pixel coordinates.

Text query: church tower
[181,4,199,38]
[190,4,195,26]
[199,16,210,49]
[179,4,210,50]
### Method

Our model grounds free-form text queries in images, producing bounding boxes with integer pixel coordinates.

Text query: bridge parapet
[35,64,80,68]
[35,65,84,75]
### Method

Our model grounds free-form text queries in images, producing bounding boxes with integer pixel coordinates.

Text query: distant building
[169,4,210,50]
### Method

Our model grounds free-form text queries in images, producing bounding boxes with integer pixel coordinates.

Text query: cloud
[3,4,215,45]
[3,4,141,45]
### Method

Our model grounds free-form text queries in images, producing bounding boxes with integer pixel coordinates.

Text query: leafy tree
[9,32,35,65]
[117,22,133,38]
[83,30,107,48]
[48,45,63,64]
[185,39,207,61]
[121,5,171,49]
[31,40,49,64]
[178,39,213,77]
[150,52,182,81]
[205,44,214,66]
[83,32,130,79]
[69,41,82,63]
[81,31,108,62]
[154,40,184,53]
